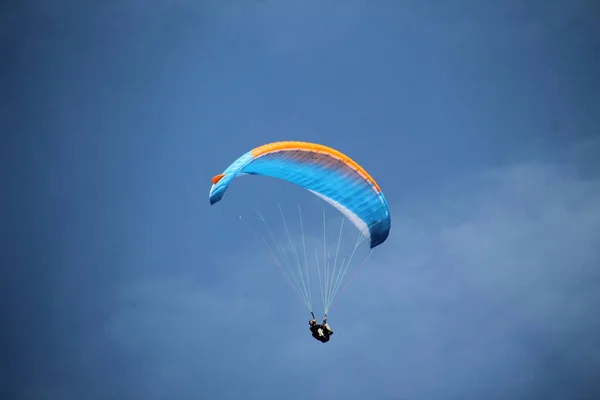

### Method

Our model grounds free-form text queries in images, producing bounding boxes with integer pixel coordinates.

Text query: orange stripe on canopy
[211,174,225,185]
[250,141,381,193]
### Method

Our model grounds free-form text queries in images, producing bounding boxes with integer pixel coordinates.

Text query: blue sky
[2,1,600,399]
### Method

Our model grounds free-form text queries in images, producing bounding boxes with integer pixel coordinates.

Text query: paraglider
[209,141,391,342]
[309,315,333,343]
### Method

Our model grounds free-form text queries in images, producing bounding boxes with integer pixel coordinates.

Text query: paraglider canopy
[209,141,391,249]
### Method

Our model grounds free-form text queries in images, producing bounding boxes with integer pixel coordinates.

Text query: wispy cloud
[97,138,600,400]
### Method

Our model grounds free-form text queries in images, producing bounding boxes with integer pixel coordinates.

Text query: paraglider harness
[309,312,333,343]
